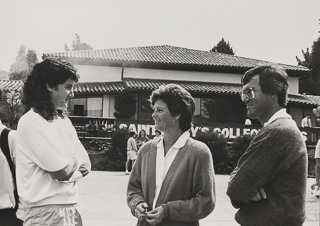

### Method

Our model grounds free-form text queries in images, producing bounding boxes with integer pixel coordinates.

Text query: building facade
[41,45,320,144]
[1,45,317,145]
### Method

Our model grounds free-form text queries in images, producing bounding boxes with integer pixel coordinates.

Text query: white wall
[74,65,299,95]
[288,77,299,95]
[74,65,122,82]
[123,68,243,84]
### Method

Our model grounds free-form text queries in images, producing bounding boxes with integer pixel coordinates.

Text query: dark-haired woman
[127,84,215,226]
[136,129,150,150]
[16,58,91,225]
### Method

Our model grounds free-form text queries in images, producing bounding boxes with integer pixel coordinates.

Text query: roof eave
[42,54,309,77]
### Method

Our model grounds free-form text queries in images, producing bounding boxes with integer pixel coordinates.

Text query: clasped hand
[135,202,164,225]
[250,187,267,202]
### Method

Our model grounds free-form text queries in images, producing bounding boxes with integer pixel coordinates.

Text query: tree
[9,45,38,81]
[0,88,23,129]
[210,38,235,55]
[10,45,28,72]
[26,49,38,71]
[113,95,137,119]
[64,33,93,51]
[64,43,70,51]
[296,36,320,95]
[296,48,312,68]
[311,36,320,94]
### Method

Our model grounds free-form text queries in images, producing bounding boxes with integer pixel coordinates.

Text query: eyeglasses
[239,88,255,100]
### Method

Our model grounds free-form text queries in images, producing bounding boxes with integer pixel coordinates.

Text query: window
[87,97,103,117]
[69,98,86,116]
[193,96,247,124]
[138,94,153,121]
[74,105,84,116]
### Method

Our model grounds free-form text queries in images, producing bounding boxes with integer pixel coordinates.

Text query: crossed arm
[48,139,91,182]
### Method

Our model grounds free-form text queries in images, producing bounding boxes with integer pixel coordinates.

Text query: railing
[69,116,116,139]
[69,116,320,147]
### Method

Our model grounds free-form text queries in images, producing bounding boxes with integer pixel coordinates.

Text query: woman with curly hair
[16,58,91,225]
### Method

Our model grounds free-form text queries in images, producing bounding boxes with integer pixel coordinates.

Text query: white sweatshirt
[16,109,91,215]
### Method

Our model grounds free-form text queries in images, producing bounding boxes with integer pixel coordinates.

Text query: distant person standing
[301,114,312,128]
[136,129,149,150]
[244,117,252,125]
[16,58,91,225]
[125,131,138,175]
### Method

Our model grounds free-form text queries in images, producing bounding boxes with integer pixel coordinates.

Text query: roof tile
[0,80,24,91]
[43,45,309,73]
[0,79,318,106]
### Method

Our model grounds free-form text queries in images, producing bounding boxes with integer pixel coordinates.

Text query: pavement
[78,171,320,226]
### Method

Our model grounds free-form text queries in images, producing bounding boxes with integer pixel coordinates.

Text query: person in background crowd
[227,65,307,225]
[126,131,138,175]
[136,129,149,150]
[244,117,252,125]
[127,84,215,226]
[0,88,22,226]
[301,114,312,128]
[16,58,91,225]
[312,138,320,198]
[153,129,162,141]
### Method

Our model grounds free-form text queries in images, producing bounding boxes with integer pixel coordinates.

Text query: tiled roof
[0,80,24,91]
[43,45,309,73]
[124,78,241,94]
[0,79,317,106]
[74,78,319,106]
[288,94,319,106]
[74,81,125,93]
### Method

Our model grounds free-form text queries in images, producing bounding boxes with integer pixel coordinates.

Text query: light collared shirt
[264,108,291,127]
[152,131,190,209]
[301,117,311,128]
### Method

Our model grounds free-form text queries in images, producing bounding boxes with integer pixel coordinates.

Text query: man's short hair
[241,65,289,108]
[129,131,136,137]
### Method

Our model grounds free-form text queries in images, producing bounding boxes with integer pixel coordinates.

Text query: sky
[0,0,319,71]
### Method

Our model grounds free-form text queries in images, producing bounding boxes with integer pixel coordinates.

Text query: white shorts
[127,150,137,160]
[23,204,82,226]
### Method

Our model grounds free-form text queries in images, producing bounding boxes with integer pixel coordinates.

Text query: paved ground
[78,171,320,226]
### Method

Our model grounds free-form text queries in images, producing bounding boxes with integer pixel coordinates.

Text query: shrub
[83,128,128,171]
[229,134,254,172]
[105,128,128,171]
[195,131,229,174]
[85,139,109,154]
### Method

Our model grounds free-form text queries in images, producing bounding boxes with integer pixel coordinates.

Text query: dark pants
[0,208,23,226]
